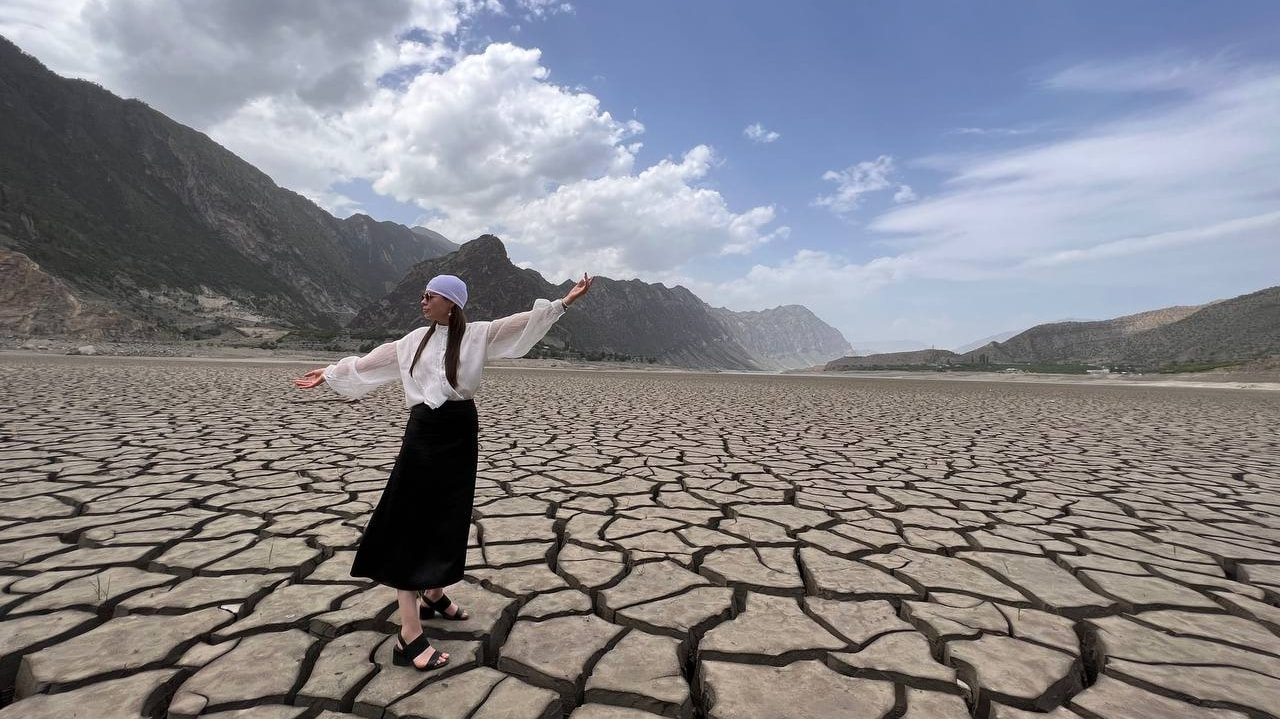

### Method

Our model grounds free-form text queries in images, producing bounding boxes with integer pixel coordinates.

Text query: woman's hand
[563,273,594,307]
[293,368,326,389]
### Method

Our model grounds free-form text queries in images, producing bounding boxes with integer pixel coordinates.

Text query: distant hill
[710,305,852,370]
[964,304,1208,365]
[953,329,1020,354]
[0,36,450,337]
[1111,289,1277,365]
[825,287,1280,371]
[825,349,958,371]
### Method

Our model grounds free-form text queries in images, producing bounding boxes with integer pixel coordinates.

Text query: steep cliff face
[410,226,460,256]
[0,36,449,335]
[349,236,764,370]
[711,305,852,370]
[0,247,147,338]
[559,279,764,370]
[338,215,460,294]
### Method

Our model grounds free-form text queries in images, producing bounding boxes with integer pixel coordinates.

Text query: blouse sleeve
[485,299,567,359]
[322,340,401,399]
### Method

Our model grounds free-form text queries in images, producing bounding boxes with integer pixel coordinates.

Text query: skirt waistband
[411,399,476,415]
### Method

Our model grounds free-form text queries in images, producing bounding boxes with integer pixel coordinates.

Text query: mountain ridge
[826,286,1280,370]
[349,236,851,370]
[0,35,450,335]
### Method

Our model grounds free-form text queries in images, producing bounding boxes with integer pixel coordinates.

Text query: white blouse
[323,298,566,408]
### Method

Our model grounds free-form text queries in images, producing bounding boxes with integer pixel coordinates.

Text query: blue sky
[4,1,1278,351]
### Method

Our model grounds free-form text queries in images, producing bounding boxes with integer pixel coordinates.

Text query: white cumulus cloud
[0,0,487,125]
[492,146,785,281]
[2,0,784,282]
[204,38,777,281]
[363,44,642,214]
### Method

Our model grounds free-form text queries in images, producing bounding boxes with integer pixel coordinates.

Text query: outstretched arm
[292,340,400,398]
[486,274,593,359]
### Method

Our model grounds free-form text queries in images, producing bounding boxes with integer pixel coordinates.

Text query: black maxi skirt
[351,399,479,590]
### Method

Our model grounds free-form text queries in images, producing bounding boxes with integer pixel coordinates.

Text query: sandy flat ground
[805,368,1280,391]
[6,348,1280,390]
[1,354,1279,718]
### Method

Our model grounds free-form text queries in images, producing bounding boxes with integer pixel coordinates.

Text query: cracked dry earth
[1,356,1279,719]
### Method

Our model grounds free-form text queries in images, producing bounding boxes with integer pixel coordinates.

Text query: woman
[294,272,593,670]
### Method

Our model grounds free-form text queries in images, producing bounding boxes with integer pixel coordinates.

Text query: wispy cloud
[952,126,1036,137]
[813,155,915,215]
[1044,52,1238,93]
[1019,211,1280,269]
[869,61,1280,279]
[703,55,1280,345]
[743,122,780,144]
[515,0,573,19]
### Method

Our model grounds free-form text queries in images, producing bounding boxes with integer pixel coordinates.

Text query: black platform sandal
[419,591,470,621]
[392,631,448,671]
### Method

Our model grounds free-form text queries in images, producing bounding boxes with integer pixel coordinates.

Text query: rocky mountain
[826,286,1280,370]
[963,304,1208,365]
[411,226,459,256]
[710,305,852,370]
[0,36,450,337]
[350,236,851,370]
[1109,288,1278,365]
[338,215,460,295]
[349,236,764,370]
